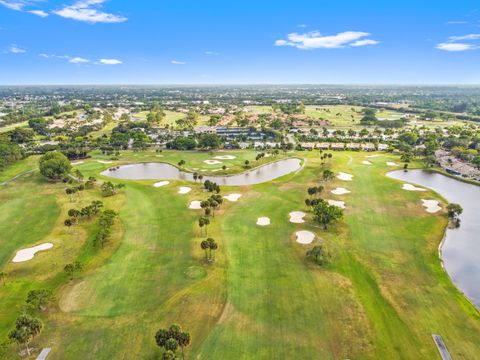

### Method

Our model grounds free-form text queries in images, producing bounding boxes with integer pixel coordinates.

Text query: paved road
[36,348,51,360]
[432,334,453,360]
[0,169,35,186]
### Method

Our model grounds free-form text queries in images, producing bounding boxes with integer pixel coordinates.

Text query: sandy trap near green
[421,199,441,213]
[189,200,202,209]
[223,193,242,202]
[153,181,170,187]
[12,243,53,263]
[295,231,315,244]
[289,211,306,223]
[256,217,270,226]
[402,183,426,192]
[337,172,353,181]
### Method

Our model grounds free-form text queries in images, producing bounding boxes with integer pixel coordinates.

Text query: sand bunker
[256,217,270,226]
[203,160,222,165]
[331,187,351,195]
[362,160,372,165]
[327,200,346,209]
[402,183,426,192]
[71,161,84,166]
[214,155,236,160]
[189,201,202,209]
[295,231,315,244]
[178,187,192,194]
[289,211,306,223]
[97,160,112,164]
[337,172,353,181]
[386,162,398,166]
[223,193,242,202]
[153,181,170,187]
[421,199,441,213]
[12,243,53,263]
[365,154,379,158]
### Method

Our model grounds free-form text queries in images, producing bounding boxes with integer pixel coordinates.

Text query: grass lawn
[0,150,478,359]
[0,121,29,133]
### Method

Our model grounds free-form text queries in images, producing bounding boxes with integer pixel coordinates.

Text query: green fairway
[0,150,479,359]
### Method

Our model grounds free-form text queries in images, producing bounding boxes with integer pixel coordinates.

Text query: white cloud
[28,9,48,17]
[5,44,26,53]
[171,60,186,65]
[0,0,25,11]
[436,42,477,51]
[53,0,127,24]
[445,21,468,25]
[350,39,380,47]
[436,33,480,51]
[99,58,122,65]
[448,33,480,41]
[275,30,378,49]
[69,56,90,64]
[38,53,70,59]
[205,51,219,56]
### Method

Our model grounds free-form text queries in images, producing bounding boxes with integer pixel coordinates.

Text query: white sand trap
[331,187,351,195]
[362,160,372,165]
[386,162,398,166]
[12,243,53,263]
[203,160,222,165]
[289,211,306,223]
[327,200,346,209]
[71,161,84,166]
[256,217,270,226]
[402,183,426,192]
[223,193,242,202]
[214,155,236,160]
[189,201,202,209]
[153,181,170,187]
[155,155,164,157]
[264,153,272,157]
[421,199,441,213]
[178,187,192,194]
[337,172,354,181]
[365,154,379,158]
[97,160,112,164]
[295,231,315,245]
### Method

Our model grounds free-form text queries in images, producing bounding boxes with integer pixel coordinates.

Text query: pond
[387,169,480,309]
[100,158,302,186]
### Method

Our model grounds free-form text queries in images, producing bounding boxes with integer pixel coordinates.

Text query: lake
[388,169,480,308]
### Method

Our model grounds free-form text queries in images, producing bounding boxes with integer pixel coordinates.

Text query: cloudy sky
[1,0,480,84]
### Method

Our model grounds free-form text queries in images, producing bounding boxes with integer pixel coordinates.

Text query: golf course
[0,150,479,359]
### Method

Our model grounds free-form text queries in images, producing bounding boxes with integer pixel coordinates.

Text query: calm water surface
[388,169,480,308]
[101,158,302,186]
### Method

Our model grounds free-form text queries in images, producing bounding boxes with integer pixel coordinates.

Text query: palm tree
[0,271,6,286]
[193,172,198,182]
[209,241,218,261]
[200,240,209,260]
[206,238,217,261]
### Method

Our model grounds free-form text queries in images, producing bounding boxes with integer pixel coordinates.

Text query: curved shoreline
[100,157,303,186]
[386,169,480,311]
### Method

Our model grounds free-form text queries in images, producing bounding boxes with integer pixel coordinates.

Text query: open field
[132,110,210,126]
[0,121,29,133]
[0,150,479,359]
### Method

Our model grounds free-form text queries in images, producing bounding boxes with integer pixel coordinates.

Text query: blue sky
[1,0,480,84]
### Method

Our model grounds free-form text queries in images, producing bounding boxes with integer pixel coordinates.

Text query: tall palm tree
[0,271,6,286]
[200,240,209,260]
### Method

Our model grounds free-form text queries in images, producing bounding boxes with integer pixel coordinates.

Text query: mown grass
[0,150,479,359]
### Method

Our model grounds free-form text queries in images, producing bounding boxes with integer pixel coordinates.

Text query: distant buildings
[435,150,480,180]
